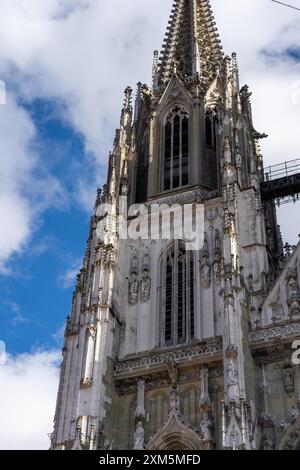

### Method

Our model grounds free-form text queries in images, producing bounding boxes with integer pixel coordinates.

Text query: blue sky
[0,98,90,354]
[0,0,300,450]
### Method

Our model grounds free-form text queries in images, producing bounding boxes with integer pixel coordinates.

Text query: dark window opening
[163,107,189,191]
[163,243,195,345]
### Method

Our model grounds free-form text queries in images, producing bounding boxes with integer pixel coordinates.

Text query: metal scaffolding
[260,158,300,205]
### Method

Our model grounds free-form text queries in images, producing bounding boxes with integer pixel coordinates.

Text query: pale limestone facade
[51,0,300,451]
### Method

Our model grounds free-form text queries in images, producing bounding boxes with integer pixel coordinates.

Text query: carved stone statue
[224,137,232,164]
[283,368,295,394]
[129,274,139,305]
[140,274,151,302]
[131,250,139,275]
[200,232,211,289]
[289,406,299,423]
[200,413,212,441]
[169,388,180,415]
[215,229,221,254]
[227,359,238,386]
[166,359,178,387]
[261,433,274,451]
[286,270,300,318]
[286,270,298,298]
[200,262,212,289]
[133,421,145,450]
[103,439,113,450]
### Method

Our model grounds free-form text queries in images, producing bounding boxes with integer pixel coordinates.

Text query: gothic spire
[156,0,223,90]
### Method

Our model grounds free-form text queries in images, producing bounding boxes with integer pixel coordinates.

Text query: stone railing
[114,339,223,375]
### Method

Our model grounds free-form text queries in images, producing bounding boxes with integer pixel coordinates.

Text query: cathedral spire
[156,0,223,90]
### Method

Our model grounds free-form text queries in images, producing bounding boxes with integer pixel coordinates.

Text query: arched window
[205,113,215,148]
[181,387,200,428]
[136,129,149,203]
[205,111,218,189]
[160,242,195,346]
[164,106,189,191]
[146,392,169,438]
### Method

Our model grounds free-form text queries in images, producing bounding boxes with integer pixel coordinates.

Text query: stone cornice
[114,338,223,378]
[249,322,300,346]
[147,188,219,207]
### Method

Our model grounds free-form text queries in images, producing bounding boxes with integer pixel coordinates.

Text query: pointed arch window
[160,242,195,346]
[136,129,149,203]
[205,112,217,149]
[164,106,189,191]
[205,111,218,189]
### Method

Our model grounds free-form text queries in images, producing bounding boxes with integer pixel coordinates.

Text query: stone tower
[51,0,300,451]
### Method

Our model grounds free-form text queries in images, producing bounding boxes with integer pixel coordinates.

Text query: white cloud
[0,350,60,450]
[58,259,82,289]
[3,300,33,326]
[0,95,67,272]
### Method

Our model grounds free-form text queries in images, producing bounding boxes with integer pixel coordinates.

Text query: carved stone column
[81,324,97,388]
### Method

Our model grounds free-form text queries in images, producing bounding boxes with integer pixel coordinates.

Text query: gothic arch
[135,127,149,203]
[162,104,190,191]
[146,391,169,439]
[158,241,196,347]
[128,397,137,449]
[147,413,204,451]
[277,417,300,450]
[180,385,200,428]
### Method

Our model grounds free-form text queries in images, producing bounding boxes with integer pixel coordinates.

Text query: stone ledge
[249,322,300,345]
[114,338,223,377]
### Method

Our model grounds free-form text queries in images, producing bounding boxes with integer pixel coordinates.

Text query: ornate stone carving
[259,363,274,427]
[103,439,113,450]
[286,268,300,319]
[249,323,300,344]
[147,189,217,208]
[135,380,146,421]
[80,376,93,389]
[87,323,97,339]
[140,248,151,302]
[140,275,151,302]
[169,387,180,415]
[226,358,240,402]
[225,344,238,359]
[227,359,238,386]
[289,406,299,423]
[213,229,222,283]
[99,243,115,269]
[133,421,145,450]
[72,428,84,451]
[200,367,211,411]
[283,367,295,395]
[200,412,213,442]
[128,250,139,305]
[114,339,223,375]
[261,433,274,450]
[286,269,299,297]
[166,359,179,387]
[128,274,139,305]
[200,233,211,289]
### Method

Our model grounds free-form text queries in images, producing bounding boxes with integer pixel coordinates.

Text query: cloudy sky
[0,0,299,450]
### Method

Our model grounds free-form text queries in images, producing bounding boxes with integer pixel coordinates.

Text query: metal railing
[264,158,300,182]
[261,158,300,205]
